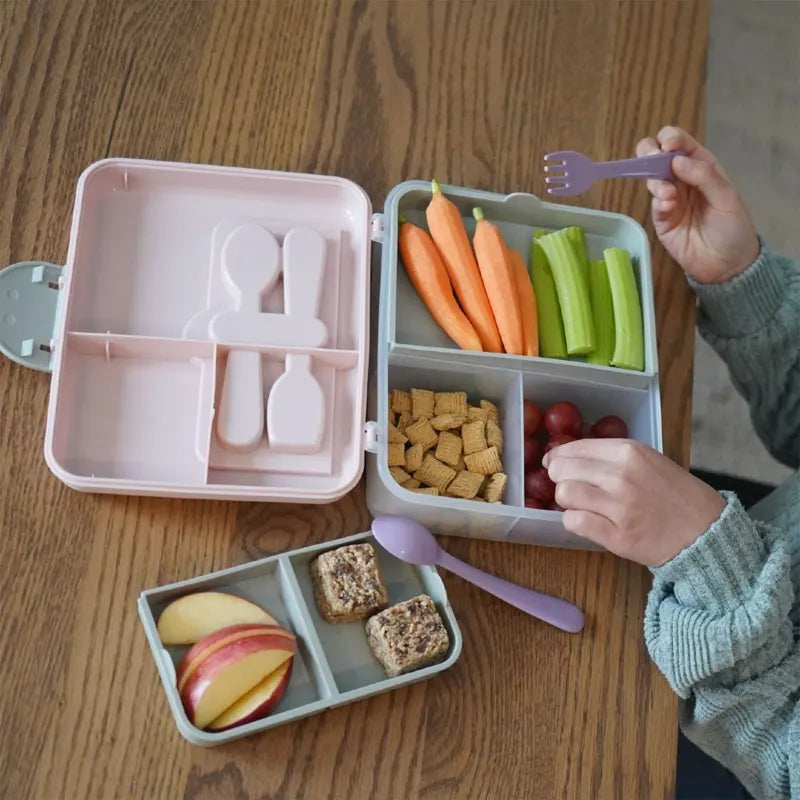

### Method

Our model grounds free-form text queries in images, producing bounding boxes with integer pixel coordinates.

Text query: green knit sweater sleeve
[645,493,800,799]
[690,245,800,468]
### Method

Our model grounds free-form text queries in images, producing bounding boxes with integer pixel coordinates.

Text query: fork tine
[544,176,568,186]
[543,165,567,175]
[544,151,569,162]
[547,185,574,197]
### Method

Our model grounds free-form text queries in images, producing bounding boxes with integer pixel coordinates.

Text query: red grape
[591,415,629,439]
[525,498,545,509]
[523,400,543,436]
[525,467,556,504]
[524,437,541,469]
[544,401,582,437]
[543,433,576,454]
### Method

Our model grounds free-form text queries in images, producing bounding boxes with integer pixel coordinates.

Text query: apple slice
[208,658,293,731]
[176,623,295,692]
[180,633,296,729]
[157,591,277,645]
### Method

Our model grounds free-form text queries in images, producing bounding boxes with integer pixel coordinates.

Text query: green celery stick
[530,231,567,359]
[563,226,591,296]
[586,258,615,366]
[538,229,596,355]
[604,248,644,371]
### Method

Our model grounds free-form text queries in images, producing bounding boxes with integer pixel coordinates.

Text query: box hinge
[363,420,381,453]
[370,213,384,244]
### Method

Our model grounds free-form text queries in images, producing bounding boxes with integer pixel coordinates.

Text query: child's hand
[543,439,725,567]
[637,126,759,284]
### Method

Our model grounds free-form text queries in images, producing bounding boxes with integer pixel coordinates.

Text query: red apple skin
[207,659,294,732]
[180,633,296,727]
[176,623,294,691]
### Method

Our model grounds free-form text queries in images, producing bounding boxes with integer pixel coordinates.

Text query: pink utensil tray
[1,159,373,503]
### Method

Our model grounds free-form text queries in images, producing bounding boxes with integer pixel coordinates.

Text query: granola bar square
[365,595,450,677]
[310,543,389,623]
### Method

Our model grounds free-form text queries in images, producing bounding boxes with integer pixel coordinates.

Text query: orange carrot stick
[472,208,524,355]
[425,180,503,353]
[507,247,539,357]
[398,215,483,351]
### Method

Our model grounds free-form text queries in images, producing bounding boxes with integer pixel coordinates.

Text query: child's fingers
[554,480,618,520]
[636,137,660,157]
[652,198,680,228]
[653,197,678,216]
[562,509,617,547]
[671,155,734,206]
[546,455,617,487]
[647,179,678,200]
[656,126,717,165]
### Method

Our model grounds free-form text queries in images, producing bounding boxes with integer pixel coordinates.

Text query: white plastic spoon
[216,224,280,453]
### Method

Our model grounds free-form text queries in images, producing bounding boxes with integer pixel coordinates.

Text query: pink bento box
[2,159,373,503]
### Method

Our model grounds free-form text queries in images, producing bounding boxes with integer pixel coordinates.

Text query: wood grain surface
[0,2,707,798]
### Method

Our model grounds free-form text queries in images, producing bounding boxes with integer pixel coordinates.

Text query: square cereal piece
[365,594,450,677]
[391,389,412,414]
[462,420,488,455]
[482,472,508,502]
[411,388,435,420]
[445,470,484,499]
[407,486,439,495]
[388,422,407,445]
[404,477,421,489]
[435,391,468,416]
[389,466,411,485]
[486,419,503,454]
[467,405,490,423]
[388,442,407,467]
[454,456,467,472]
[430,413,467,431]
[311,543,389,623]
[464,445,503,475]
[435,430,463,468]
[480,399,499,422]
[414,454,456,493]
[405,418,438,451]
[405,443,424,473]
[396,411,413,434]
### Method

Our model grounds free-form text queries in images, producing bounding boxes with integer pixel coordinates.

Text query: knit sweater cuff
[689,241,786,338]
[652,492,765,612]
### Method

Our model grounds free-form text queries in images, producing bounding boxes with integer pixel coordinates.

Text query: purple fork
[543,149,684,196]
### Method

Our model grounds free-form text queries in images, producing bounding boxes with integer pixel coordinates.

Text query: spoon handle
[437,551,584,633]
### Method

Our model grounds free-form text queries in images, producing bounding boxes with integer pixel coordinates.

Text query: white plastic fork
[543,150,683,196]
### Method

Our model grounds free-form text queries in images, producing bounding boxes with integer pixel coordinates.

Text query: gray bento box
[138,532,462,746]
[366,181,662,549]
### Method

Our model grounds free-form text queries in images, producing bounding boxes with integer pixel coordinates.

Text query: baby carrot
[507,247,539,357]
[398,216,483,352]
[472,208,524,355]
[426,180,503,353]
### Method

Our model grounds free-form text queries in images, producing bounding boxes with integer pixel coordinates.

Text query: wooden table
[0,2,707,798]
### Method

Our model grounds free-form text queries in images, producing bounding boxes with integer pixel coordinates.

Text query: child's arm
[646,495,799,799]
[638,126,800,468]
[693,247,800,469]
[541,439,800,797]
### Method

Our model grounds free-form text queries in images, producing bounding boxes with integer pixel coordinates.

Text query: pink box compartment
[42,159,373,502]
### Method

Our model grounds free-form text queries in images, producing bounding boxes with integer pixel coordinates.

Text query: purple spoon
[371,516,585,634]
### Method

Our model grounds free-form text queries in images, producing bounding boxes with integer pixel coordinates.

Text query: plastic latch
[370,213,384,244]
[363,420,381,453]
[0,261,64,372]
